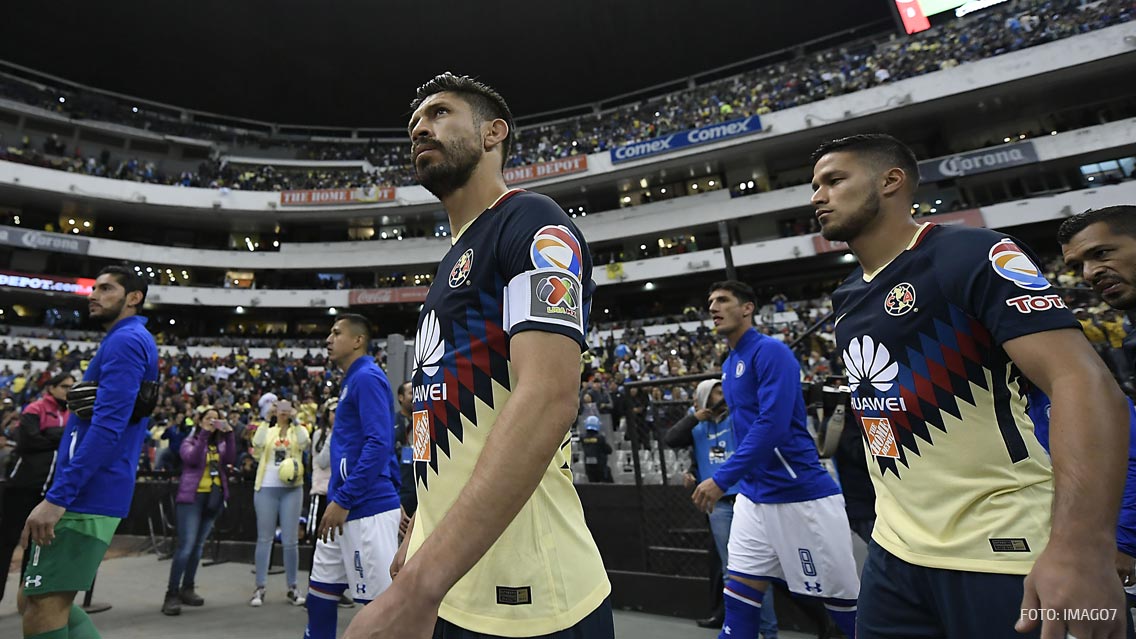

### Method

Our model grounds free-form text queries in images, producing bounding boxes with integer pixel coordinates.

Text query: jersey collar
[862,222,934,283]
[451,188,525,245]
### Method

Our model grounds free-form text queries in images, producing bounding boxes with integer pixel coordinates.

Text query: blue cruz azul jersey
[48,316,159,518]
[328,355,401,521]
[831,222,1078,572]
[714,328,840,504]
[1026,388,1136,557]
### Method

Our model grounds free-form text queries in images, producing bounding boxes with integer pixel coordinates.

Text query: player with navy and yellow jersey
[812,134,1130,639]
[343,73,611,639]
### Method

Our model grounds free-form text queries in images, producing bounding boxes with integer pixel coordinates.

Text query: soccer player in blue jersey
[305,314,401,639]
[20,265,160,639]
[693,280,860,639]
[1059,205,1136,606]
[811,134,1130,639]
[343,73,611,639]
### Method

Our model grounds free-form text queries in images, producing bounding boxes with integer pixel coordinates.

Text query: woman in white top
[248,399,309,607]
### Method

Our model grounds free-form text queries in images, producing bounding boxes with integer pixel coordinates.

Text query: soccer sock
[721,579,765,639]
[824,599,857,639]
[67,605,99,639]
[304,581,346,639]
[25,628,67,639]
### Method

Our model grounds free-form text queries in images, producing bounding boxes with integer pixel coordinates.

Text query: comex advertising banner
[812,209,985,254]
[280,185,396,207]
[503,156,588,185]
[610,115,763,164]
[0,270,96,296]
[0,227,90,255]
[348,287,430,306]
[919,141,1038,182]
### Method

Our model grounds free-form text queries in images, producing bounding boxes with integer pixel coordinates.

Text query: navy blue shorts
[432,598,614,639]
[859,541,1133,639]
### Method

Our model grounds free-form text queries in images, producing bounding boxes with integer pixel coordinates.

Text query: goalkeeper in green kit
[19,266,159,639]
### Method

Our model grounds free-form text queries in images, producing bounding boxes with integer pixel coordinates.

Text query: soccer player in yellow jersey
[343,73,611,639]
[812,134,1129,639]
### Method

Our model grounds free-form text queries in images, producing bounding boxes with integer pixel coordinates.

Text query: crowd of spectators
[0,0,1130,193]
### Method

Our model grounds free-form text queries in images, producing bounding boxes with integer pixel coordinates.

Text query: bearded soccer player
[1059,205,1136,379]
[305,314,401,639]
[1057,206,1136,613]
[342,73,611,639]
[21,266,160,639]
[811,134,1129,639]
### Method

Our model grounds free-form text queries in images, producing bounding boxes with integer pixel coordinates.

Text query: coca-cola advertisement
[348,287,430,306]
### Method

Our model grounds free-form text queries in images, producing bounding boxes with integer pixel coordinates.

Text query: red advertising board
[348,286,430,306]
[812,209,985,254]
[894,0,931,34]
[503,156,588,185]
[280,186,396,207]
[0,270,95,296]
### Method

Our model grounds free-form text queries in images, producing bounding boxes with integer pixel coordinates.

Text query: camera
[803,376,852,458]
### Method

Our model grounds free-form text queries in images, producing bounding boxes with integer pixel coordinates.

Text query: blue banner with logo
[609,115,763,164]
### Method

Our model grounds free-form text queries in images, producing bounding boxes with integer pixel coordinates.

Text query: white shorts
[310,508,400,602]
[727,493,860,600]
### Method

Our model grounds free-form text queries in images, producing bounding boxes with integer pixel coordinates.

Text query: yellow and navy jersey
[832,223,1078,574]
[407,189,610,636]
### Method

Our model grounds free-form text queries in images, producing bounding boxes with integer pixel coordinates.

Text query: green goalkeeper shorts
[22,512,120,595]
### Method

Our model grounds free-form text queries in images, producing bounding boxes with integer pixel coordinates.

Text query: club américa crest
[884,282,916,316]
[449,249,474,288]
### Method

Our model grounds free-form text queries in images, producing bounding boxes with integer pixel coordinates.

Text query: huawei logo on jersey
[413,311,444,379]
[844,336,899,393]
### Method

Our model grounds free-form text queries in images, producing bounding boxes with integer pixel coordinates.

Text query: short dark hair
[708,280,757,308]
[97,265,148,307]
[47,372,74,388]
[397,381,412,397]
[1056,206,1136,245]
[334,313,373,346]
[411,72,515,169]
[811,133,921,191]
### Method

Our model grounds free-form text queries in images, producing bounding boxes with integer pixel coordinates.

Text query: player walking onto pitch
[305,315,402,639]
[694,280,860,639]
[812,134,1129,639]
[343,72,612,639]
[20,266,160,639]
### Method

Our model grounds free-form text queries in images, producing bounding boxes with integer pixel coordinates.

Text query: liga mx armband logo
[503,268,584,334]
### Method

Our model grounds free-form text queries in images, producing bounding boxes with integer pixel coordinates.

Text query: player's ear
[126,290,144,309]
[881,167,907,197]
[484,118,509,154]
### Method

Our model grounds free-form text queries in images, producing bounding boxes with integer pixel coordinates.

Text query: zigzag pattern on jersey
[860,304,995,478]
[416,275,511,490]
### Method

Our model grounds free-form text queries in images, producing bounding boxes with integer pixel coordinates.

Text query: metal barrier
[614,373,721,578]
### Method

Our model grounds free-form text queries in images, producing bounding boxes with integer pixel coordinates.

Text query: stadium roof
[2,0,890,129]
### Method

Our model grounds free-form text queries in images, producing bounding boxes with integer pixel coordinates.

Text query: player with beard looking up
[343,73,612,639]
